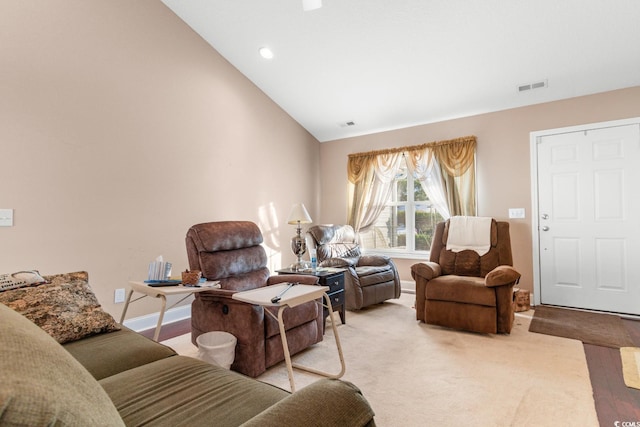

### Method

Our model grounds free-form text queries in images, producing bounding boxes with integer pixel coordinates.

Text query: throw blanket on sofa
[446,216,492,256]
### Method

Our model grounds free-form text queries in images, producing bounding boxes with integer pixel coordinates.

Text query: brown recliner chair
[411,219,520,334]
[306,224,401,310]
[186,221,323,378]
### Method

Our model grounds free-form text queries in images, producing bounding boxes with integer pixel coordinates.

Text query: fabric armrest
[485,265,521,287]
[321,257,354,268]
[239,379,375,427]
[410,262,441,281]
[357,254,391,267]
[196,288,237,299]
[411,262,441,322]
[267,275,319,286]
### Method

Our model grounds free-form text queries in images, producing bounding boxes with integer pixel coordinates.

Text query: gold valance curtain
[431,137,476,218]
[347,136,476,233]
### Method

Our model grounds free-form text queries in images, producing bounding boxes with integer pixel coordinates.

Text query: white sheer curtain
[348,136,476,234]
[348,152,403,233]
[405,147,450,219]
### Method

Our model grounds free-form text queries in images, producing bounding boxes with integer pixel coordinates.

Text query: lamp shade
[287,203,312,225]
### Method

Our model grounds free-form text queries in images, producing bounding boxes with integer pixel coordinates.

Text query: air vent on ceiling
[518,79,548,92]
[340,121,356,128]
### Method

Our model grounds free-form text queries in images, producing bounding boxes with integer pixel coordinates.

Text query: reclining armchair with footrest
[411,217,521,334]
[306,224,401,310]
[186,221,323,377]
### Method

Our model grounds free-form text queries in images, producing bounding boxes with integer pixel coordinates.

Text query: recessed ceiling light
[303,0,322,11]
[259,47,274,59]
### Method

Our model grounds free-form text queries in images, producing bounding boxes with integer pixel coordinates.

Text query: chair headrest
[187,221,263,253]
[308,224,357,245]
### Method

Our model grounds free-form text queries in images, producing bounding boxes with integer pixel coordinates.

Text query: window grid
[359,158,443,255]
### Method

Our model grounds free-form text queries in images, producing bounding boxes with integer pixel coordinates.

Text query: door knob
[541,226,550,231]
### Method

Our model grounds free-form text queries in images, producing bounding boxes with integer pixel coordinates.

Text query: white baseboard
[124,282,416,332]
[401,279,415,294]
[122,304,191,332]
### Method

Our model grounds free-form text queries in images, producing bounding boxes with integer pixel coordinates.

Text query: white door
[534,122,640,315]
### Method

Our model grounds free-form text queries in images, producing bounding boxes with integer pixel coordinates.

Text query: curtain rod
[347,135,476,159]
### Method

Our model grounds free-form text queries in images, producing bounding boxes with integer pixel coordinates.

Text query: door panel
[536,123,640,315]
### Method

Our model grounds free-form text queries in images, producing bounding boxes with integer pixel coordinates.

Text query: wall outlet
[508,208,526,219]
[114,288,126,304]
[0,209,14,227]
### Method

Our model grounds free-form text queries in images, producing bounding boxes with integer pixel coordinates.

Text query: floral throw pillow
[0,272,120,344]
[43,270,90,285]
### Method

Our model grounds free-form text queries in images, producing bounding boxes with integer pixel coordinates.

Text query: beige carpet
[621,347,640,390]
[162,294,598,427]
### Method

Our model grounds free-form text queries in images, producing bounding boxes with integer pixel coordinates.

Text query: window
[359,156,443,255]
[347,136,476,256]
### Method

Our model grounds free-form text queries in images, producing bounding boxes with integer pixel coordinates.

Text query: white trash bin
[196,331,237,369]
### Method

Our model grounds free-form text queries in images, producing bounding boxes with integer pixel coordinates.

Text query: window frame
[359,158,442,259]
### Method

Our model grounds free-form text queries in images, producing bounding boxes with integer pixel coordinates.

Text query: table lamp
[287,203,312,271]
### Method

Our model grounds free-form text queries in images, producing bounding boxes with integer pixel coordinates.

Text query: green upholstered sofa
[0,297,375,426]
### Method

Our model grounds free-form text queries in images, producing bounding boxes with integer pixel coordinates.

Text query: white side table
[120,280,220,341]
[232,283,346,392]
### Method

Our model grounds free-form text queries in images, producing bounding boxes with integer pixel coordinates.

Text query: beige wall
[0,1,319,318]
[319,86,640,293]
[3,1,640,321]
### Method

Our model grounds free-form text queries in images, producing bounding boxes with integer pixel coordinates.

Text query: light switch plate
[508,208,525,219]
[0,209,14,226]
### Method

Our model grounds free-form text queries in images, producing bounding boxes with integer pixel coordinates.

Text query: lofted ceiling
[161,0,640,142]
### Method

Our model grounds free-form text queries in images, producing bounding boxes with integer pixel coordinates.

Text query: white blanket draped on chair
[446,216,492,256]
